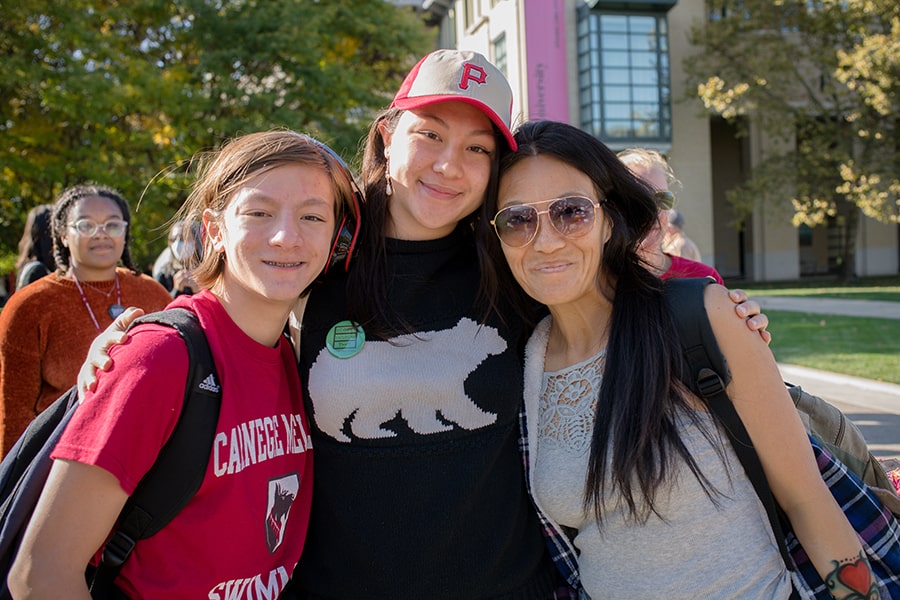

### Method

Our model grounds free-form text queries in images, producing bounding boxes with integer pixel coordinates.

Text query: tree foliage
[0,0,432,273]
[685,0,899,278]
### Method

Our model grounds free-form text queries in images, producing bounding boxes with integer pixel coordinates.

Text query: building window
[492,33,508,77]
[464,0,477,29]
[577,7,671,145]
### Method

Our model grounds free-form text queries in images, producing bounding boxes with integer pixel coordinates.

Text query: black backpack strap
[663,278,794,569]
[89,308,221,598]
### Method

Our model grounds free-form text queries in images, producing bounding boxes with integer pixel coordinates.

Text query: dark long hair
[51,184,140,275]
[15,204,54,272]
[346,107,506,339]
[484,121,720,524]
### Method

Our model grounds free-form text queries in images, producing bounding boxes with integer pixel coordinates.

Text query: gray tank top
[533,352,793,599]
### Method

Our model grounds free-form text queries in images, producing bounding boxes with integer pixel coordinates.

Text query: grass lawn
[766,309,900,385]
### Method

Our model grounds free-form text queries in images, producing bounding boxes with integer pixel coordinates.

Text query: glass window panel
[600,15,628,33]
[627,15,655,35]
[600,33,629,49]
[630,69,659,85]
[604,68,631,84]
[578,35,590,54]
[606,121,635,137]
[602,50,631,67]
[633,103,660,119]
[604,104,633,120]
[579,53,591,70]
[629,50,656,69]
[631,86,659,103]
[603,85,632,102]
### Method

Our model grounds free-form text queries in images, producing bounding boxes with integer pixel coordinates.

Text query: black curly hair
[50,184,139,275]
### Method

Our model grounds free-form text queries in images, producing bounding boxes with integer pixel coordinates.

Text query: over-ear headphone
[309,138,362,274]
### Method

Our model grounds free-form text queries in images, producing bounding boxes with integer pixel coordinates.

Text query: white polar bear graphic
[309,318,506,442]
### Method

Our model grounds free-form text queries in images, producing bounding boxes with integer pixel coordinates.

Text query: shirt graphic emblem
[309,318,506,442]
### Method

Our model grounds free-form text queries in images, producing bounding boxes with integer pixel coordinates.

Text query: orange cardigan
[0,269,173,455]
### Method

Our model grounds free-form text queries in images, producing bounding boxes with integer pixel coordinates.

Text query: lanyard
[72,273,122,332]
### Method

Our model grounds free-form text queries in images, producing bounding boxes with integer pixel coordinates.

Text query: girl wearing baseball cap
[287,49,566,599]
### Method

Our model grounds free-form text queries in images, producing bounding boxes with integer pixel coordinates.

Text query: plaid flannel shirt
[788,436,900,599]
[518,406,584,600]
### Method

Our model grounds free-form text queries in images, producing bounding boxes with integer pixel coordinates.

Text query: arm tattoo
[824,551,881,600]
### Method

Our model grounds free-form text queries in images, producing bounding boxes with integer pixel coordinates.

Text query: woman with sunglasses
[9,131,359,599]
[0,184,173,455]
[617,148,724,284]
[485,120,877,599]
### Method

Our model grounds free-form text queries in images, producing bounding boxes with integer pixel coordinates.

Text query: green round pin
[325,320,365,359]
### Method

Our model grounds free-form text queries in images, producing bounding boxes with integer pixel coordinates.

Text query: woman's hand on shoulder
[77,307,143,401]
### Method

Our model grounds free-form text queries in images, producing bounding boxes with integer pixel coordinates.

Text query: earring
[385,160,393,197]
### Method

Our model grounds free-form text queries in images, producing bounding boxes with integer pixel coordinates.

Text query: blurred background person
[664,209,702,262]
[618,148,723,284]
[152,219,203,296]
[14,204,55,291]
[0,184,172,456]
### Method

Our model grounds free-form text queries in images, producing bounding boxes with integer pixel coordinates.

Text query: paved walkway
[752,295,900,319]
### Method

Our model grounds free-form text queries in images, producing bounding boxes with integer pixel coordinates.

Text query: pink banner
[524,0,570,122]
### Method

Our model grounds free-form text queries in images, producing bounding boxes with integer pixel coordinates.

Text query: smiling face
[497,155,612,310]
[63,195,126,281]
[204,162,336,313]
[380,101,497,240]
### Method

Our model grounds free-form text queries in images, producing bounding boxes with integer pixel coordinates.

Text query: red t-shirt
[53,290,312,599]
[662,254,724,285]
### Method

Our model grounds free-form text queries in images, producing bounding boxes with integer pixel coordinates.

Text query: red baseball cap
[391,49,517,151]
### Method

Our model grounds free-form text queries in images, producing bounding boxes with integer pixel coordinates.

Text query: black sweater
[291,228,555,599]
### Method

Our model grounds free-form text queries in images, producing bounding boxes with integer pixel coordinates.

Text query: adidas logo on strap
[199,373,221,393]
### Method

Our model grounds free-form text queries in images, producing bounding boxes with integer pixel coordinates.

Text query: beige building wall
[857,219,899,276]
[667,0,715,267]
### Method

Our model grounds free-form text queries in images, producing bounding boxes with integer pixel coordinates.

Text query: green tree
[0,0,432,274]
[685,0,899,279]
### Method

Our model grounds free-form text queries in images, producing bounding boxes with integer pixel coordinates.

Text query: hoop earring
[385,160,393,197]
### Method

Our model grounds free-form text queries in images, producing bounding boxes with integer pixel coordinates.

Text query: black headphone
[308,138,362,274]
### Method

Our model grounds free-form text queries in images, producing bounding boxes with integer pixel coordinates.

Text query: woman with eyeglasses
[0,184,172,455]
[617,148,724,285]
[484,120,877,598]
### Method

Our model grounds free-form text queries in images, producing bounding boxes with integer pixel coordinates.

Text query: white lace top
[531,338,792,600]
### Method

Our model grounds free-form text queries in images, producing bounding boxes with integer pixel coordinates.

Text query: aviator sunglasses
[491,195,604,248]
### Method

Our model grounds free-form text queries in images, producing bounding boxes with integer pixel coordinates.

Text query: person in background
[0,184,173,456]
[78,50,770,598]
[487,120,878,599]
[618,148,722,283]
[14,204,55,291]
[9,130,358,598]
[664,208,703,262]
[153,219,203,296]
